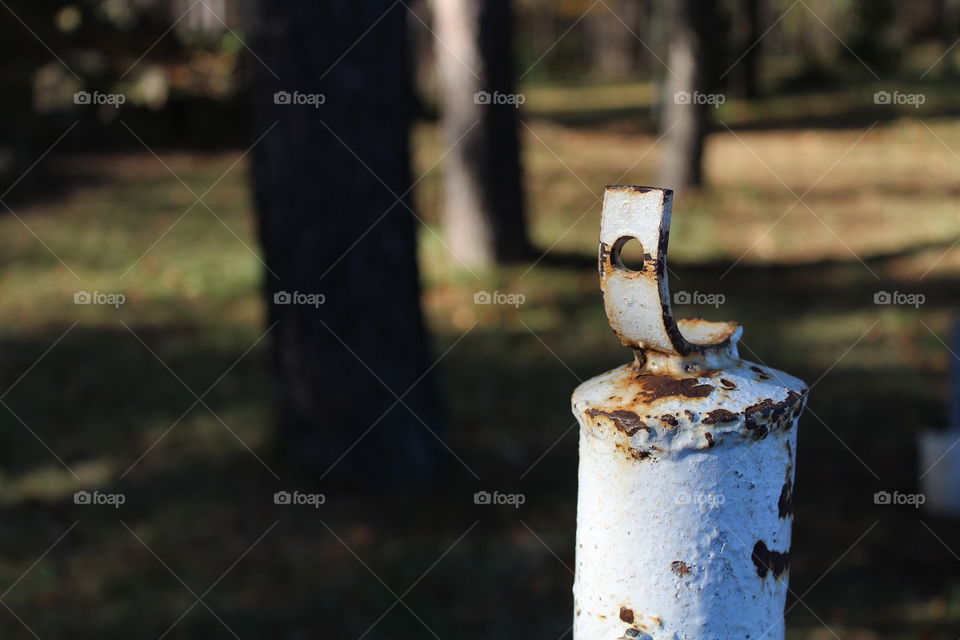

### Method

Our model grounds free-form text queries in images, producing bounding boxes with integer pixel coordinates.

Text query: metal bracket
[599,185,741,356]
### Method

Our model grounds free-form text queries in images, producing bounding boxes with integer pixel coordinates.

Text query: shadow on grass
[0,249,958,637]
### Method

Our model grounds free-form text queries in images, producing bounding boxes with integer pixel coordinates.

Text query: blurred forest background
[1,0,960,638]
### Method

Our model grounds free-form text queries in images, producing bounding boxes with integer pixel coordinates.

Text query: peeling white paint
[573,186,807,640]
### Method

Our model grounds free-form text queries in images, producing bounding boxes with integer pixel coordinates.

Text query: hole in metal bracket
[610,236,645,272]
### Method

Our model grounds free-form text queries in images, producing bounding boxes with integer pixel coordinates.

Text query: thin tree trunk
[432,0,530,266]
[737,0,762,98]
[247,0,444,486]
[657,0,719,192]
[942,0,960,76]
[588,1,643,78]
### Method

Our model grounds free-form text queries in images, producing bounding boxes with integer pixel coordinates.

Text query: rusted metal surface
[572,186,808,639]
[598,186,741,357]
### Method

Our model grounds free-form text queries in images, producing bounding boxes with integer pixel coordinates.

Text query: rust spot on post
[702,408,738,424]
[752,540,790,579]
[584,408,650,436]
[778,478,793,518]
[628,447,652,461]
[744,391,804,438]
[634,374,713,401]
[619,607,635,623]
[670,560,692,577]
[598,242,612,277]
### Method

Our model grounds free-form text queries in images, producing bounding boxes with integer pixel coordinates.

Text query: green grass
[0,78,959,637]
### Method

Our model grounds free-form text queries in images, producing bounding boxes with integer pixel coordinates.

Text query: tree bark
[247,0,444,487]
[432,0,530,266]
[942,0,960,76]
[587,1,644,78]
[657,0,720,193]
[736,0,762,98]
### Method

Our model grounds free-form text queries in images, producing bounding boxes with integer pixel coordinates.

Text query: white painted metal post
[920,319,960,515]
[572,186,808,639]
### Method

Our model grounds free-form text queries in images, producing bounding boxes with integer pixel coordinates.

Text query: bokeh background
[1,0,959,638]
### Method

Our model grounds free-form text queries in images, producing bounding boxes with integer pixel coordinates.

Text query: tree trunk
[587,1,644,78]
[736,0,762,98]
[432,0,530,266]
[942,0,960,76]
[247,0,444,487]
[657,0,719,193]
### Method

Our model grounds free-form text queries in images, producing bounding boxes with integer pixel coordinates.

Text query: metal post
[572,186,808,639]
[919,319,960,515]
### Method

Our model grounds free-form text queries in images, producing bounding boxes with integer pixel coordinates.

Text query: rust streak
[778,478,793,518]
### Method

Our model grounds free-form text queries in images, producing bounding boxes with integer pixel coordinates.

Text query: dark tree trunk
[657,0,720,193]
[587,0,644,78]
[942,0,960,76]
[432,0,530,266]
[408,0,438,116]
[736,0,762,98]
[247,0,444,487]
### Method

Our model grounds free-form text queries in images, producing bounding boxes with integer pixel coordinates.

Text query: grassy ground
[0,78,959,638]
